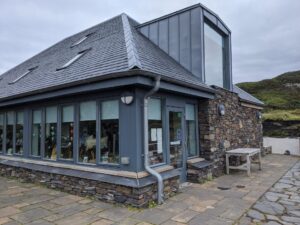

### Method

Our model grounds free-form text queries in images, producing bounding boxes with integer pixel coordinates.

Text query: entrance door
[168,109,186,182]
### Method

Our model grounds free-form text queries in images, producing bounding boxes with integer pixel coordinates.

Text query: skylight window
[56,49,91,71]
[71,33,94,48]
[9,66,38,84]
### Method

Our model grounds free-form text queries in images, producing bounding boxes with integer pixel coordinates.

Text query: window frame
[0,112,4,154]
[14,111,24,156]
[58,103,76,163]
[29,108,43,158]
[147,96,167,168]
[203,19,227,88]
[98,98,121,166]
[185,103,200,159]
[44,106,58,161]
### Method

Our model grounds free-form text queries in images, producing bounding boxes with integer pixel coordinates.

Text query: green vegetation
[237,70,300,121]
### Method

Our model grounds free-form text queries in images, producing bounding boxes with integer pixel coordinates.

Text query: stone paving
[0,154,298,225]
[239,161,300,225]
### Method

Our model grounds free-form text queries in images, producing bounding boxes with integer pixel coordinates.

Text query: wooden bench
[225,148,262,176]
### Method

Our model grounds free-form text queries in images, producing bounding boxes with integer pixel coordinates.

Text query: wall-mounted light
[121,91,134,105]
[217,104,225,116]
[256,111,262,120]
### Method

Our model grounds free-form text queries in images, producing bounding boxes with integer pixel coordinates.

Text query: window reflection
[204,23,225,87]
[31,110,42,156]
[100,100,119,164]
[0,114,3,153]
[15,112,24,155]
[61,106,74,160]
[45,107,57,160]
[79,101,96,164]
[148,98,164,165]
[186,104,197,157]
[6,112,14,155]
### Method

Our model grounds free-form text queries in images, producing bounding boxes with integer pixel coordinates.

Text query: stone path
[0,155,298,225]
[239,161,300,225]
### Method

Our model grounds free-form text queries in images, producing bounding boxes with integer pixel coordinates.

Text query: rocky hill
[237,70,300,137]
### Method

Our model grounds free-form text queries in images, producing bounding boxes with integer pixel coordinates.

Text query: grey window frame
[29,108,44,158]
[203,19,227,89]
[14,111,24,156]
[185,103,200,159]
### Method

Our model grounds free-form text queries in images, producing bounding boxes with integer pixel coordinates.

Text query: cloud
[0,0,299,83]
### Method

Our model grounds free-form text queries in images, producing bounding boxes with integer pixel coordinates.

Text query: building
[0,3,264,207]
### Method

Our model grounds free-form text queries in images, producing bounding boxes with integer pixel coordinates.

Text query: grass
[263,109,300,121]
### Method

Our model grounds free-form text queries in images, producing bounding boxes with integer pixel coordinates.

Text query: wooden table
[225,148,262,176]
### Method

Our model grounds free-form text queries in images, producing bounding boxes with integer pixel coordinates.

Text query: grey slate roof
[233,85,264,106]
[0,14,212,101]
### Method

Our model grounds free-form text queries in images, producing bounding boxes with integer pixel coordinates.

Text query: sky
[0,0,299,83]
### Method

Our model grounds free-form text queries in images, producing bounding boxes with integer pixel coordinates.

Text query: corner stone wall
[0,164,179,208]
[198,87,263,176]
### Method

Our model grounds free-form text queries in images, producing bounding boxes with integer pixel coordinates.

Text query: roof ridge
[121,14,142,70]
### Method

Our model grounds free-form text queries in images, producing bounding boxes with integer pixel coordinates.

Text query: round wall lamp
[121,92,134,105]
[256,111,262,120]
[217,104,225,116]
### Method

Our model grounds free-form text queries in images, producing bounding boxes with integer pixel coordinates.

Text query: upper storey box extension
[137,4,232,90]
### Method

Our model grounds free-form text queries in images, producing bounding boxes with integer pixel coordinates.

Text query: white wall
[264,137,300,156]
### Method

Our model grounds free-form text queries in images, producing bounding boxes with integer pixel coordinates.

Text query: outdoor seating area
[0,154,297,225]
[226,148,262,176]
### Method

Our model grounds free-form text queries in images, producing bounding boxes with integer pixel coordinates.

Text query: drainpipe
[143,76,164,204]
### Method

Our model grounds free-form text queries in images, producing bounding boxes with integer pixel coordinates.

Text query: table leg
[246,155,251,176]
[258,152,262,170]
[226,154,229,175]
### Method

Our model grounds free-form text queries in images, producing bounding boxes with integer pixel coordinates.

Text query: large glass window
[45,107,57,160]
[100,100,119,164]
[0,114,3,153]
[15,112,24,155]
[31,110,42,156]
[204,23,225,87]
[148,98,164,165]
[186,104,197,157]
[6,112,14,155]
[61,106,74,160]
[79,101,96,164]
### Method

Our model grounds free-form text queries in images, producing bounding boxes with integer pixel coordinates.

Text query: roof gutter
[143,75,164,204]
[0,69,216,104]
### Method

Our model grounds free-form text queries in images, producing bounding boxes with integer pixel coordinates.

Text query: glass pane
[186,104,195,121]
[0,114,3,153]
[185,104,197,157]
[169,111,183,168]
[148,98,161,120]
[80,101,96,121]
[101,100,119,120]
[31,110,41,156]
[16,112,24,154]
[7,111,14,125]
[45,107,57,160]
[148,98,164,165]
[100,101,119,164]
[61,106,74,159]
[6,112,14,154]
[204,23,224,87]
[79,102,96,164]
[62,105,74,122]
[46,106,57,123]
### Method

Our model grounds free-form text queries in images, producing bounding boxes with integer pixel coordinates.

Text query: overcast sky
[0,0,299,83]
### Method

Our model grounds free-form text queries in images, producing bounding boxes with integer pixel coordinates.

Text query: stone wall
[198,87,263,176]
[0,164,179,208]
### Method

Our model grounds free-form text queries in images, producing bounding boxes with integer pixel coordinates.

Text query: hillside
[237,70,300,121]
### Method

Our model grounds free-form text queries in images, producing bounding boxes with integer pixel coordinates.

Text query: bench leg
[258,152,262,170]
[246,155,251,176]
[226,154,229,175]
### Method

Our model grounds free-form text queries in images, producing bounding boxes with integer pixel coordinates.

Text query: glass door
[168,109,186,182]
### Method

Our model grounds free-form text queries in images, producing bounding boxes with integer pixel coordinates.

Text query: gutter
[143,75,164,204]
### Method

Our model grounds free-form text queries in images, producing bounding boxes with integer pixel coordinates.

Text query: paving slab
[0,155,296,225]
